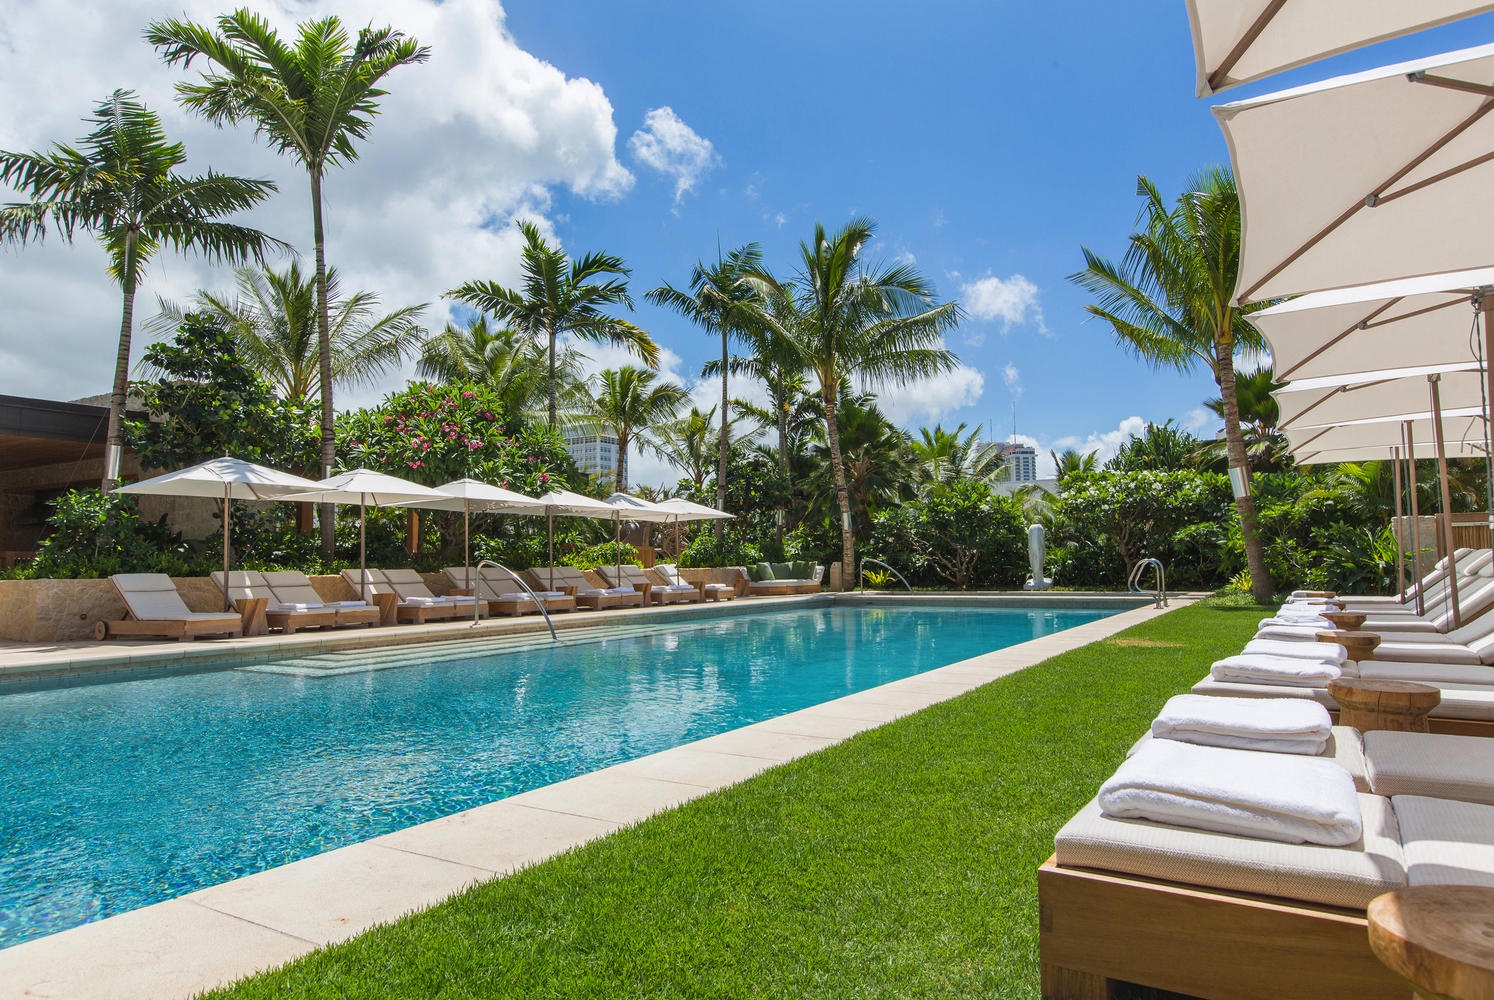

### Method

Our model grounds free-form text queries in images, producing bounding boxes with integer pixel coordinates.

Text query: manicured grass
[207,599,1269,1000]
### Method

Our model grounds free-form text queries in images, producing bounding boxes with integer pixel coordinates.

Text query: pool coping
[0,595,1194,999]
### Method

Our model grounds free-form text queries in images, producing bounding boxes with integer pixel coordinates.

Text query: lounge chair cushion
[1365,732,1494,806]
[1358,661,1494,686]
[1393,795,1494,888]
[1053,793,1405,909]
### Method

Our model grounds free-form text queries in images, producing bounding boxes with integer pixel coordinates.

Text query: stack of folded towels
[1099,738,1361,845]
[1151,693,1333,754]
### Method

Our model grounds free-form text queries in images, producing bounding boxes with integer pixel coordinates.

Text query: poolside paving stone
[0,594,1191,1000]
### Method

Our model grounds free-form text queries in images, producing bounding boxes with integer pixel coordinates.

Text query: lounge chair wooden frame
[1037,858,1406,1000]
[340,569,466,624]
[212,571,339,635]
[600,564,698,605]
[444,567,576,616]
[98,575,244,642]
[653,564,735,601]
[259,571,380,630]
[524,567,642,611]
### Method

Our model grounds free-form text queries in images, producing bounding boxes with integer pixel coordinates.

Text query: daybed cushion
[1365,732,1494,806]
[1358,661,1494,686]
[1053,793,1405,909]
[1127,727,1369,792]
[1393,795,1494,888]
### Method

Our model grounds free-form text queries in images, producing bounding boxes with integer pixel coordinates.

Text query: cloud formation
[960,273,1047,333]
[627,106,717,208]
[1003,362,1023,397]
[859,364,985,426]
[1052,415,1147,467]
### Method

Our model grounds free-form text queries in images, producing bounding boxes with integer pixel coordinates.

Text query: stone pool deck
[0,593,1188,999]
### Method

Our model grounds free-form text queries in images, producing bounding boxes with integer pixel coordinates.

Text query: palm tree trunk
[101,261,138,492]
[311,169,336,558]
[1218,341,1272,602]
[776,385,790,548]
[547,325,558,428]
[616,430,627,493]
[822,380,854,590]
[716,324,728,539]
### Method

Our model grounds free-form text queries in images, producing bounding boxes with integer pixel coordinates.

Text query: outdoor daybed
[523,565,645,611]
[443,566,576,616]
[599,564,699,605]
[736,561,824,596]
[98,573,244,641]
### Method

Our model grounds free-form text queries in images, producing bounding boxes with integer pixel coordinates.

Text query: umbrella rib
[1372,149,1494,208]
[1207,0,1291,94]
[1278,297,1401,379]
[1279,384,1345,429]
[1242,96,1494,303]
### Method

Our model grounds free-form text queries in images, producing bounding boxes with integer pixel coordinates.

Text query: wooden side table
[372,592,400,627]
[1317,629,1382,661]
[237,597,269,637]
[1368,885,1494,1000]
[1321,611,1368,631]
[633,582,654,605]
[1327,678,1441,733]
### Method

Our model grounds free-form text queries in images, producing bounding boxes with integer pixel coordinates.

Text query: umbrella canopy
[403,479,546,582]
[114,457,322,611]
[280,469,447,601]
[1185,0,1494,97]
[1286,414,1487,464]
[1256,268,1494,384]
[1277,369,1489,431]
[653,497,736,521]
[532,489,630,589]
[1218,42,1494,305]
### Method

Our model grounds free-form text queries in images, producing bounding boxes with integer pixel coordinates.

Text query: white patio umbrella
[402,478,546,585]
[653,496,735,556]
[1285,415,1487,465]
[1185,0,1494,96]
[279,469,447,602]
[532,489,626,590]
[1276,369,1489,432]
[1218,42,1494,307]
[113,457,322,611]
[602,492,676,579]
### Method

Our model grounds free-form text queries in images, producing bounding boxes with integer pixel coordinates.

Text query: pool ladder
[859,557,912,593]
[1128,558,1168,609]
[473,559,558,641]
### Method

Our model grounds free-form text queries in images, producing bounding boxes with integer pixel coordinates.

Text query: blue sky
[3,1,1493,484]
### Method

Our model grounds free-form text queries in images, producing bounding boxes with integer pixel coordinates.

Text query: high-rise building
[564,431,625,487]
[997,442,1038,483]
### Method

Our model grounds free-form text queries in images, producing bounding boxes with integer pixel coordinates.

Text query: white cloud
[0,0,635,405]
[1052,415,1148,468]
[960,273,1048,333]
[1184,407,1215,433]
[1003,362,1023,397]
[627,106,717,209]
[858,364,985,426]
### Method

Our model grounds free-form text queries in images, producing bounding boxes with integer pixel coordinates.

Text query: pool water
[0,602,1112,948]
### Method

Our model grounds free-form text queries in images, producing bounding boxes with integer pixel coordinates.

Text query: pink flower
[468,441,481,450]
[538,472,550,483]
[483,412,493,420]
[462,391,476,399]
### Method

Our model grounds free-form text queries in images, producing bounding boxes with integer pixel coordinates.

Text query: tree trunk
[716,323,728,539]
[101,252,138,492]
[547,325,558,428]
[822,380,854,590]
[311,169,336,559]
[1217,340,1273,602]
[776,386,790,548]
[616,429,627,493]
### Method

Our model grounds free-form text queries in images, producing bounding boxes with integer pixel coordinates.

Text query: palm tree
[150,262,426,402]
[1201,366,1290,472]
[706,287,810,484]
[647,243,764,530]
[911,423,1006,493]
[744,219,960,586]
[1070,168,1275,602]
[416,315,584,424]
[0,89,285,490]
[448,221,658,427]
[808,396,914,535]
[148,9,429,552]
[584,366,688,491]
[653,406,728,492]
[1050,448,1100,485]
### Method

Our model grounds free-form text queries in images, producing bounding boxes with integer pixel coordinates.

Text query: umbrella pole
[360,496,368,604]
[1430,375,1462,629]
[548,512,555,590]
[222,483,232,612]
[1407,422,1424,616]
[1391,444,1405,599]
[464,499,471,589]
[1483,292,1494,558]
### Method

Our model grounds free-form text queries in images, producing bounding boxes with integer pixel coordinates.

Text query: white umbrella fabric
[113,457,321,611]
[1285,415,1487,465]
[1185,0,1494,96]
[279,469,447,602]
[533,489,626,590]
[602,492,677,579]
[1218,43,1494,306]
[403,479,546,586]
[1276,370,1489,432]
[652,497,735,557]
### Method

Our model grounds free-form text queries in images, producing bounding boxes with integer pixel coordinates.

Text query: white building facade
[564,432,625,487]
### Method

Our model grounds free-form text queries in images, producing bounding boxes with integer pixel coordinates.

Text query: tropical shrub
[677,530,763,569]
[868,481,1027,589]
[22,489,202,579]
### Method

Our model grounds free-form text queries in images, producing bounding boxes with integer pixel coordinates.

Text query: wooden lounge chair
[654,563,734,601]
[260,571,381,629]
[599,563,699,605]
[339,568,467,624]
[97,573,244,641]
[443,567,576,616]
[524,565,643,611]
[211,570,338,635]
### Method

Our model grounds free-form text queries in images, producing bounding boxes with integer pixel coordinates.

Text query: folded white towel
[661,583,696,592]
[1259,616,1332,629]
[329,600,370,608]
[1244,638,1348,664]
[535,590,567,598]
[273,602,324,612]
[439,595,476,604]
[602,586,637,596]
[402,596,442,605]
[1285,597,1343,612]
[1152,694,1332,754]
[1098,739,1362,845]
[1212,654,1343,687]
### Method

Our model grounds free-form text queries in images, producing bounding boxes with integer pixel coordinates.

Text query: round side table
[1368,885,1494,1000]
[1321,611,1368,631]
[1327,677,1441,733]
[1317,628,1381,661]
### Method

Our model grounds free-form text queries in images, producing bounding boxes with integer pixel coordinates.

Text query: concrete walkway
[0,596,1187,999]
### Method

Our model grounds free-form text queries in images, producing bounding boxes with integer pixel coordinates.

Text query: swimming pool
[0,601,1114,948]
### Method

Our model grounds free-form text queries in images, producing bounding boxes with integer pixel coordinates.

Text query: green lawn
[207,598,1268,1000]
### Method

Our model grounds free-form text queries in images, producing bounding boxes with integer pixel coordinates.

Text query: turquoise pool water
[0,602,1113,948]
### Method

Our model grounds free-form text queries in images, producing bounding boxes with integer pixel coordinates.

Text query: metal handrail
[1127,558,1168,609]
[859,557,912,593]
[473,559,557,641]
